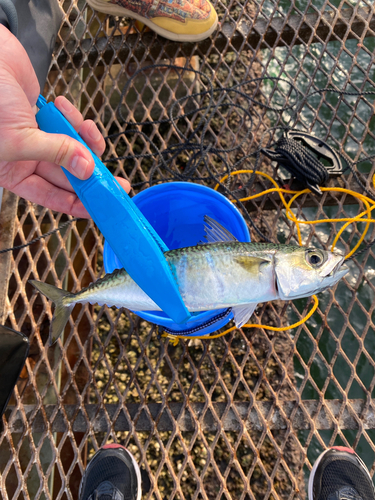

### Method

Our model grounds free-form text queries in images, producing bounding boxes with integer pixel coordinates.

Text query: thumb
[18,128,95,179]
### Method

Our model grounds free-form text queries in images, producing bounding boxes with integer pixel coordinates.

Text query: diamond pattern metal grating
[1,0,375,499]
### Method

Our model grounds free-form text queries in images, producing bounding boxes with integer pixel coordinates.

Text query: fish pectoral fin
[234,256,271,273]
[200,215,239,244]
[232,303,258,328]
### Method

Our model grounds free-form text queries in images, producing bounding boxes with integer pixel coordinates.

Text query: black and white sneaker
[79,444,142,500]
[308,446,375,500]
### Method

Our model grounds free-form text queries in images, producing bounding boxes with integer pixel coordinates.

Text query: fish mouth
[332,264,349,280]
[328,258,347,277]
[312,261,349,294]
[320,255,348,278]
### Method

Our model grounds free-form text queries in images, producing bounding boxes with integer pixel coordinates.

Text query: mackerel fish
[30,217,349,344]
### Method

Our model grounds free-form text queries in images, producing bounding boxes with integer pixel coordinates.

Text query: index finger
[54,96,84,132]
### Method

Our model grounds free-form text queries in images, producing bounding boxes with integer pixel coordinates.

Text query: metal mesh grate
[2,1,375,499]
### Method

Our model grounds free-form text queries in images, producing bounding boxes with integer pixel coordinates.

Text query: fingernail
[71,156,89,179]
[88,123,102,142]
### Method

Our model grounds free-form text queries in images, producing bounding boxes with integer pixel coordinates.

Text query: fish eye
[306,250,325,268]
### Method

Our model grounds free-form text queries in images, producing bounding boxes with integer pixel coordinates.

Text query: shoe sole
[307,447,372,500]
[86,0,218,42]
[80,444,142,500]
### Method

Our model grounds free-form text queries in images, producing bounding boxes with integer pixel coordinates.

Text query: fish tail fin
[29,280,75,345]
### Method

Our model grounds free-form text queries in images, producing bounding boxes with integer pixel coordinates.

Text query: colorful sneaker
[86,0,218,42]
[79,444,142,500]
[308,446,375,500]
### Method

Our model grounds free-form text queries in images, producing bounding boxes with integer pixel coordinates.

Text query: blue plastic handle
[35,95,191,324]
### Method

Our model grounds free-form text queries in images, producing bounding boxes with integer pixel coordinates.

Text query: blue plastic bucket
[103,182,250,336]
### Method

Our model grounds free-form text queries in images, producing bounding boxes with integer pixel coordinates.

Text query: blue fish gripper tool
[35,95,191,335]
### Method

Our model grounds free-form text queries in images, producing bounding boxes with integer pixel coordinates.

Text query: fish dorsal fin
[232,303,258,328]
[234,255,271,273]
[200,215,239,244]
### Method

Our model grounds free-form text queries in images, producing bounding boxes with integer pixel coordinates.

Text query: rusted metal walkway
[1,1,375,499]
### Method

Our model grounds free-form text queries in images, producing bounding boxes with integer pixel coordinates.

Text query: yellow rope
[163,169,375,344]
[162,295,319,344]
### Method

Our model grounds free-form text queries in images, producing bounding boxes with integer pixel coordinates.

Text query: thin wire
[0,217,81,254]
[102,67,375,251]
[103,69,302,241]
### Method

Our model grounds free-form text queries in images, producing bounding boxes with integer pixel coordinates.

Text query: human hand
[0,25,130,217]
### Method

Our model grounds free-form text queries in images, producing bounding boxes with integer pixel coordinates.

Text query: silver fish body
[68,242,279,311]
[30,240,348,344]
